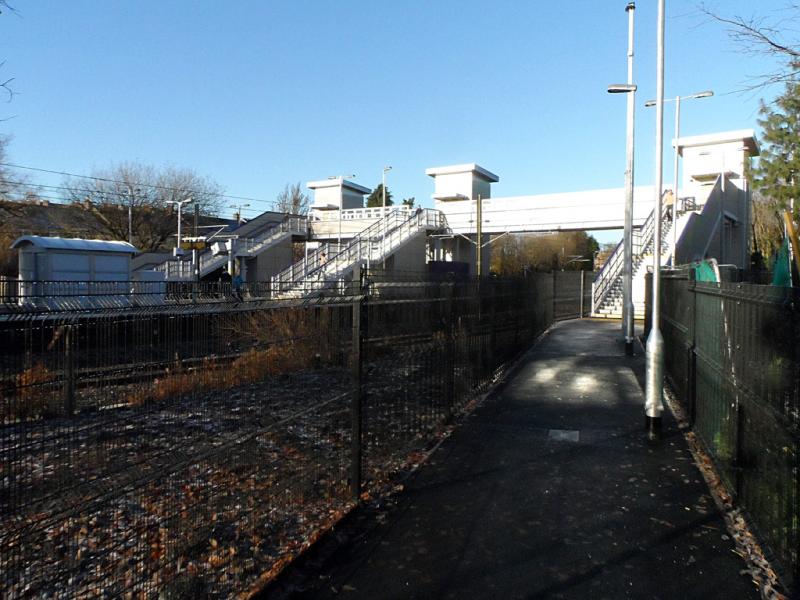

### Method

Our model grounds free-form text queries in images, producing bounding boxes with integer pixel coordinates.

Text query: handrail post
[350,287,367,501]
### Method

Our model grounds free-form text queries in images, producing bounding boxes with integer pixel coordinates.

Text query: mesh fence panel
[1,273,571,597]
[660,277,799,590]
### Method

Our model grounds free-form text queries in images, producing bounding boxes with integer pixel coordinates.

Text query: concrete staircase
[591,206,673,319]
[271,209,446,298]
[154,216,306,281]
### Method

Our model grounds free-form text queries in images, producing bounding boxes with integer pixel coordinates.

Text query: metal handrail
[154,216,308,281]
[592,204,671,311]
[272,209,445,296]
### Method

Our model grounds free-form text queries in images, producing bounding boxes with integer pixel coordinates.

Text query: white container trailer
[11,236,138,309]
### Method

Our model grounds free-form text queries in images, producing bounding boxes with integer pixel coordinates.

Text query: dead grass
[126,308,327,407]
[8,362,60,420]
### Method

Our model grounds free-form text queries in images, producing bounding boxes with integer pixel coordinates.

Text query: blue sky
[0,1,790,243]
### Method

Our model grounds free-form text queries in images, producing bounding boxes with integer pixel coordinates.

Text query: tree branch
[699,2,800,90]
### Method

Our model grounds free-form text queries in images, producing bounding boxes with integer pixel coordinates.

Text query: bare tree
[0,134,14,193]
[0,134,30,198]
[274,182,309,215]
[491,231,599,275]
[700,2,800,90]
[61,162,224,252]
[0,2,18,111]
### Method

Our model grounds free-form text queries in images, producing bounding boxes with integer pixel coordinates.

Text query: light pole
[645,0,666,440]
[126,186,140,246]
[229,203,250,225]
[168,198,193,256]
[382,166,392,214]
[645,91,713,266]
[607,1,637,357]
[382,166,392,270]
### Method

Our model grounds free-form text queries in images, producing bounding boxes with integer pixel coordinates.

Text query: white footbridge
[134,129,758,319]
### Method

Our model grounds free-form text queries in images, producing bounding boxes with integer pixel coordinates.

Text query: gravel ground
[1,340,462,599]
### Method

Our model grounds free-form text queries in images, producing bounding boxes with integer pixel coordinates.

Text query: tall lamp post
[168,198,193,256]
[645,0,666,440]
[645,90,713,266]
[126,186,140,246]
[608,1,637,357]
[230,203,251,225]
[382,166,392,269]
[382,166,392,214]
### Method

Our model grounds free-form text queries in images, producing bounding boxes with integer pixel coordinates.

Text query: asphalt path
[267,319,758,600]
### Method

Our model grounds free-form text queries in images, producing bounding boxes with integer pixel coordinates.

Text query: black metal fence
[0,271,587,597]
[658,273,799,591]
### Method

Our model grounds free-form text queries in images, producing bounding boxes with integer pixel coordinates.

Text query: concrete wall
[309,218,377,239]
[310,183,368,211]
[683,141,750,192]
[388,232,428,273]
[245,237,294,283]
[676,178,749,268]
[433,172,477,201]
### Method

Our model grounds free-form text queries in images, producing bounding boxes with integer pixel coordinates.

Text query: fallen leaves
[664,388,790,600]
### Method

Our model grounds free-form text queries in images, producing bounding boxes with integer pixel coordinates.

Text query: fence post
[644,271,653,340]
[687,269,697,425]
[490,280,497,362]
[579,271,585,318]
[63,324,75,417]
[552,271,557,321]
[350,288,367,502]
[445,282,455,421]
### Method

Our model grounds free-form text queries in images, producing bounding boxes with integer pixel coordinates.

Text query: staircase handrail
[271,209,444,294]
[153,215,308,280]
[592,202,673,313]
[313,208,442,277]
[592,205,657,311]
[237,215,306,255]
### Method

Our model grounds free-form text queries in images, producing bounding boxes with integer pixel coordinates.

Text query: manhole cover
[548,429,580,442]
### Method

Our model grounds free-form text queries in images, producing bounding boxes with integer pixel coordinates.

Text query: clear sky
[0,1,790,243]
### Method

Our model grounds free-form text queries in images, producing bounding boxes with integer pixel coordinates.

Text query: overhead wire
[0,161,280,208]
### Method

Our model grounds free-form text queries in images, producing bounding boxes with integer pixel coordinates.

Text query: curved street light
[606,1,637,357]
[645,90,714,266]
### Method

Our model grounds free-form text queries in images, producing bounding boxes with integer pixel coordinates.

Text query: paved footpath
[269,319,758,600]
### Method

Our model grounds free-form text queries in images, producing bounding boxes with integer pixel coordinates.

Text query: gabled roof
[11,235,138,253]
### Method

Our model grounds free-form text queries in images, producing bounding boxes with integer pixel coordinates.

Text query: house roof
[11,235,139,253]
